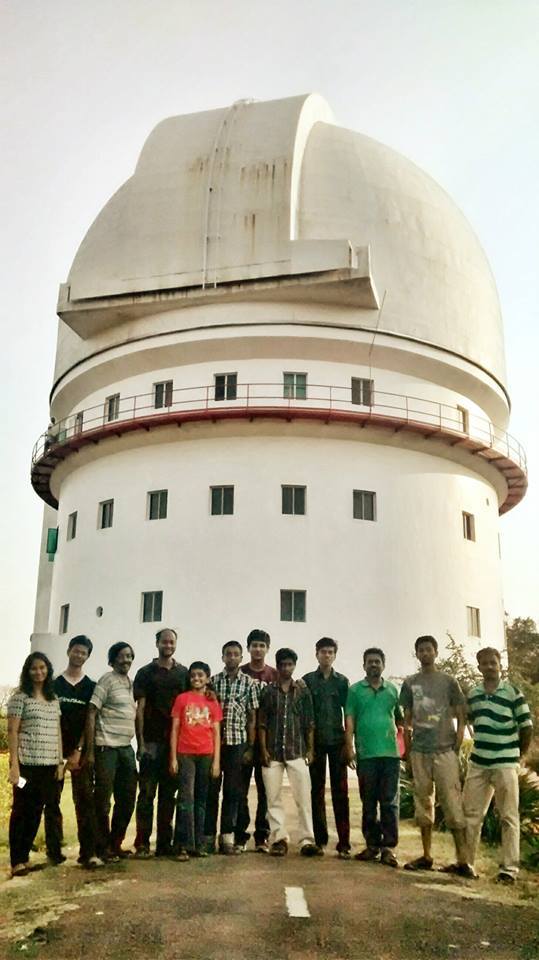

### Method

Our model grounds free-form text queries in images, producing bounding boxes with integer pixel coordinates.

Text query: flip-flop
[404,856,433,871]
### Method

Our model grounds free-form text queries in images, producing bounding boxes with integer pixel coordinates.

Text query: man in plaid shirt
[204,641,260,854]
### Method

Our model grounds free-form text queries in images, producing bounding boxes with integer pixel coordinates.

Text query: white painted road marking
[285,886,310,918]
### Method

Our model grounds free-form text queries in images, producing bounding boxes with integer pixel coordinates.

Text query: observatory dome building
[30,94,527,678]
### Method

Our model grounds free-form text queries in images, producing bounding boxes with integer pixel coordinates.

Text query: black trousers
[94,746,138,857]
[235,745,270,845]
[357,757,400,849]
[309,743,351,852]
[48,765,98,862]
[9,765,62,867]
[135,743,178,854]
[204,743,248,839]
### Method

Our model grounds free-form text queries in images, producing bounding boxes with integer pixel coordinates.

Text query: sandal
[404,855,433,871]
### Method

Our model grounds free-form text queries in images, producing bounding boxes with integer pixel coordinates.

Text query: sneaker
[255,840,270,854]
[440,863,478,879]
[174,850,190,862]
[192,849,209,858]
[221,843,241,856]
[403,855,433,871]
[47,854,67,866]
[380,848,399,868]
[80,856,104,870]
[497,871,516,885]
[300,843,322,857]
[115,848,133,859]
[354,847,381,862]
[10,863,29,878]
[338,850,352,860]
[102,852,121,864]
[270,839,288,857]
[234,843,247,853]
[133,848,152,860]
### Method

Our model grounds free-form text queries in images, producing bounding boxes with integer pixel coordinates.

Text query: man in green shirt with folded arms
[345,647,402,867]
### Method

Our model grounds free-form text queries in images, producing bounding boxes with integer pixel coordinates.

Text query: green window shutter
[46,527,58,556]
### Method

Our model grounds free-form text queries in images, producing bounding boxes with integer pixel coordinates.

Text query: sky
[1,0,538,685]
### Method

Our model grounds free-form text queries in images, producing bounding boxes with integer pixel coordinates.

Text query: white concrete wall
[39,429,504,681]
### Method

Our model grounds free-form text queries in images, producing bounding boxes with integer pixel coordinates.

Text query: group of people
[7,628,533,885]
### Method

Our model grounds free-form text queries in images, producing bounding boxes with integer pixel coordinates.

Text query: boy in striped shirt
[464,647,533,884]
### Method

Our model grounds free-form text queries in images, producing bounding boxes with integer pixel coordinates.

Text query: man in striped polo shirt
[464,647,533,884]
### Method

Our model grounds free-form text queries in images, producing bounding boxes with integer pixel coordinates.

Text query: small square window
[466,605,481,638]
[462,512,475,541]
[99,499,114,529]
[59,603,70,634]
[282,485,306,515]
[351,377,374,406]
[154,381,173,409]
[105,394,120,422]
[214,373,237,401]
[67,511,77,541]
[147,490,168,520]
[142,591,163,623]
[280,589,306,622]
[353,490,377,521]
[283,372,307,400]
[211,486,234,515]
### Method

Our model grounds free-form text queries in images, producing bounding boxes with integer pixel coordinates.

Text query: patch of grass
[0,753,12,836]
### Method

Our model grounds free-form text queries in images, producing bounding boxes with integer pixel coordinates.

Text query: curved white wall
[41,425,503,680]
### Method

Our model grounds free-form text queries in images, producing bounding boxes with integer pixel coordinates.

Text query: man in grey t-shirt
[86,642,137,862]
[400,635,474,877]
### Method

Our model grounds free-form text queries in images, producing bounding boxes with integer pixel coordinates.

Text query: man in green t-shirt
[344,648,402,867]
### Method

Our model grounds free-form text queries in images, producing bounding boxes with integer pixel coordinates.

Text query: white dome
[64,93,506,388]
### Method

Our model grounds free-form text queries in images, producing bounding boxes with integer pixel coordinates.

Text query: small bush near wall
[0,716,7,752]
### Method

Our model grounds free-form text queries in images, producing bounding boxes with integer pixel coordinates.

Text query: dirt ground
[1,786,538,960]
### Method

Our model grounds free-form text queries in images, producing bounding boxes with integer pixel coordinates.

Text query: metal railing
[31,381,527,475]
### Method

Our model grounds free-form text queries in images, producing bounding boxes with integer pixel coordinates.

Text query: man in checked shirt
[204,641,260,855]
[259,647,320,857]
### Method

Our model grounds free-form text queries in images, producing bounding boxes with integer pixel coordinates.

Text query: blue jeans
[174,754,212,852]
[357,757,400,849]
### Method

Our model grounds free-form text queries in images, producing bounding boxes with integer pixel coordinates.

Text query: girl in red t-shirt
[170,661,222,860]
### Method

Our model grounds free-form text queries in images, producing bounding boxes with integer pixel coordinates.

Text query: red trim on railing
[31,403,527,514]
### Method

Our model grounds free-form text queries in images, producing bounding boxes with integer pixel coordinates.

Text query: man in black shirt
[133,628,188,857]
[53,634,98,868]
[303,637,351,858]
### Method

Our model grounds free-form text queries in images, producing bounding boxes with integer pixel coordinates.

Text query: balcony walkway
[31,384,527,513]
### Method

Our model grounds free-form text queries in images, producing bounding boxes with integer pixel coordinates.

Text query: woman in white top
[7,652,63,877]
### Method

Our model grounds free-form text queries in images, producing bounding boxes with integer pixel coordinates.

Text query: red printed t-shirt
[171,691,223,755]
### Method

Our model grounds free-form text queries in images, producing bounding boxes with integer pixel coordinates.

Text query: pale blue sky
[1,0,538,684]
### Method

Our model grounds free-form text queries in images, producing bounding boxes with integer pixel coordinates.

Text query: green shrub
[0,716,7,752]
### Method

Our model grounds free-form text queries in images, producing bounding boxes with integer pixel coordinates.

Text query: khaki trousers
[463,762,520,877]
[411,750,466,830]
[262,758,315,847]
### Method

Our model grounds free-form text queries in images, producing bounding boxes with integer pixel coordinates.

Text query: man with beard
[345,648,402,866]
[133,628,188,858]
[85,642,137,861]
[399,635,474,876]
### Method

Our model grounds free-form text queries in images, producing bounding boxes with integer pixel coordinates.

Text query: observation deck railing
[31,382,527,513]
